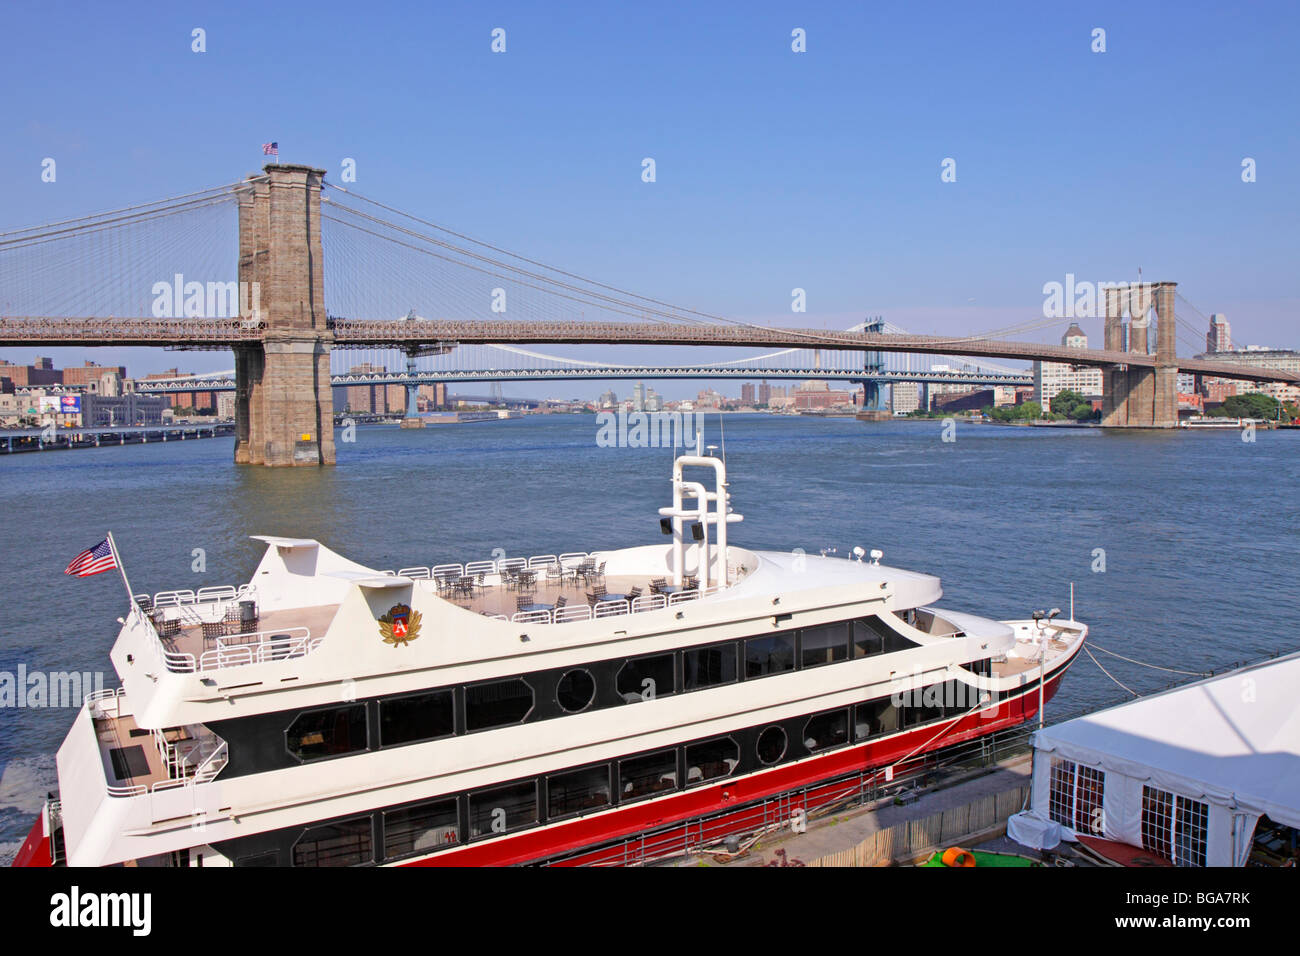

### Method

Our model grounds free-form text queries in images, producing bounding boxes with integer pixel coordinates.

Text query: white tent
[1011,651,1300,866]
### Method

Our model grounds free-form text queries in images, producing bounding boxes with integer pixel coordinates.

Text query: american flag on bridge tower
[262,142,279,156]
[64,538,118,578]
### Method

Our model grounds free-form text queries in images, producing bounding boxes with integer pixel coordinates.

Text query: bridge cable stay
[322,199,728,328]
[320,183,1085,354]
[324,182,732,328]
[0,185,240,321]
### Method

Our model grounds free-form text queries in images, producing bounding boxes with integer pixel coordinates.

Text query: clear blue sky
[2,1,1297,397]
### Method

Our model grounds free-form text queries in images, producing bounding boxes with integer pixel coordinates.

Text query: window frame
[463,676,536,733]
[290,814,375,868]
[378,687,456,749]
[756,724,788,766]
[554,667,598,714]
[284,701,371,765]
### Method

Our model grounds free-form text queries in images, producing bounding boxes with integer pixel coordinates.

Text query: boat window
[620,749,679,801]
[912,683,948,724]
[756,725,787,765]
[465,678,534,731]
[469,780,539,838]
[380,689,454,747]
[383,799,460,859]
[854,698,899,740]
[683,642,737,691]
[801,622,849,668]
[852,617,889,657]
[286,704,369,762]
[616,653,675,703]
[745,633,795,678]
[292,816,373,867]
[803,709,849,752]
[556,669,596,713]
[685,736,739,785]
[548,763,612,817]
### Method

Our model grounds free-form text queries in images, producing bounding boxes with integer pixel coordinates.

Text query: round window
[556,669,596,713]
[756,725,787,766]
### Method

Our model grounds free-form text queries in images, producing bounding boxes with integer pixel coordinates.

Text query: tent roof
[1034,651,1300,828]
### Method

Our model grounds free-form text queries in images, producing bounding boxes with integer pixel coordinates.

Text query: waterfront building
[598,389,618,409]
[758,381,772,406]
[632,383,645,412]
[1195,347,1300,407]
[1033,324,1103,412]
[81,393,166,427]
[740,383,755,406]
[890,382,921,414]
[793,380,854,411]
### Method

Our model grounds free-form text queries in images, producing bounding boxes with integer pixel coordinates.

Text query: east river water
[2,415,1297,859]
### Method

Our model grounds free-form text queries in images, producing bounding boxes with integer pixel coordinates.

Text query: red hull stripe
[11,814,51,868]
[401,666,1069,867]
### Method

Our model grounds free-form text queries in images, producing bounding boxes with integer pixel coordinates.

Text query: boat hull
[398,660,1074,867]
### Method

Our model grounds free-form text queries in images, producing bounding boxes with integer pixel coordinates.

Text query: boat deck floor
[92,712,171,792]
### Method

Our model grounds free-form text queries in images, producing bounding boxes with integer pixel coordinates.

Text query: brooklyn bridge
[2,164,1294,465]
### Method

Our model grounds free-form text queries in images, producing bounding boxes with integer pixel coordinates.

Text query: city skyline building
[1033,323,1104,412]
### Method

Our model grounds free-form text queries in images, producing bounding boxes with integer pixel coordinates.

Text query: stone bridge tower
[232,164,335,465]
[1101,281,1178,428]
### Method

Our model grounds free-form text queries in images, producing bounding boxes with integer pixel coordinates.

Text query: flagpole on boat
[105,531,137,612]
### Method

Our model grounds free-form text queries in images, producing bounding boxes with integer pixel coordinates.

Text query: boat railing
[400,552,599,585]
[202,627,317,671]
[107,739,229,800]
[505,585,717,625]
[153,726,227,783]
[85,686,128,719]
[156,625,317,673]
[145,584,255,610]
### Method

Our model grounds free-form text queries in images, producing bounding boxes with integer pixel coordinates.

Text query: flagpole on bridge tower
[105,531,138,613]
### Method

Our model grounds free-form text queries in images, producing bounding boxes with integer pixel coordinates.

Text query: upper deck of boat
[432,561,736,623]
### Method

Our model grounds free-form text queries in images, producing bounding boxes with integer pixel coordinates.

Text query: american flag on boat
[64,538,117,577]
[262,142,279,156]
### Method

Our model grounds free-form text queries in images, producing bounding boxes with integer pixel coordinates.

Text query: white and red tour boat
[14,441,1085,867]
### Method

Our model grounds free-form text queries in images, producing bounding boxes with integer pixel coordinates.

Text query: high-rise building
[740,383,756,406]
[632,382,645,411]
[890,381,920,414]
[758,381,772,406]
[598,389,618,408]
[1206,314,1232,353]
[1034,323,1103,412]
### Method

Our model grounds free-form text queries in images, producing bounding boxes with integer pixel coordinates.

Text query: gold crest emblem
[378,603,422,647]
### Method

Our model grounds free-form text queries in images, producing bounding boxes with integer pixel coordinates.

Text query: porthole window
[556,669,596,713]
[756,725,787,766]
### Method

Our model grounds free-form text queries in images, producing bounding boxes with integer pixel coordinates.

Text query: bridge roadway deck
[1,317,1295,384]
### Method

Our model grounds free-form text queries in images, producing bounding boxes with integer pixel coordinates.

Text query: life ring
[941,847,976,867]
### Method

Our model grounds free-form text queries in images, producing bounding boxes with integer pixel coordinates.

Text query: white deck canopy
[1017,651,1300,866]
